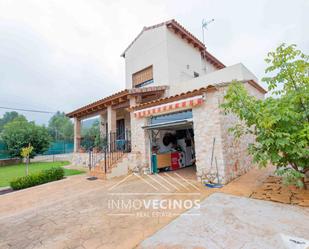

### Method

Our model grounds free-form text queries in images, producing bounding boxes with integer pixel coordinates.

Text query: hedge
[10,167,64,190]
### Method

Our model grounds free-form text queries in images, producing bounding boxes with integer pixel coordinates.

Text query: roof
[130,85,216,111]
[130,80,267,111]
[66,86,168,118]
[121,19,225,70]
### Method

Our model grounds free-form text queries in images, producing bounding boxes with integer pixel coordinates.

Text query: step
[97,158,125,170]
[88,171,107,180]
[88,153,128,180]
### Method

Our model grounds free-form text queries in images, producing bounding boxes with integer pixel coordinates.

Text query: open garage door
[143,111,196,174]
[143,120,193,131]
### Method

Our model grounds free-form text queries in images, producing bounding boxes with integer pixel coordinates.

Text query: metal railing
[88,129,131,173]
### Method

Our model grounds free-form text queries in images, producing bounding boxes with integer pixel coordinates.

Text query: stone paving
[0,171,206,249]
[250,175,309,207]
[0,166,280,249]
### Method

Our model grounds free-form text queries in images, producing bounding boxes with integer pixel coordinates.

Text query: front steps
[88,153,128,180]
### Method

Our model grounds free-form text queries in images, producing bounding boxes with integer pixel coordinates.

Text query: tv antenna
[202,18,215,45]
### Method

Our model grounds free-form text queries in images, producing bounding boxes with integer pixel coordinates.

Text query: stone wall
[192,90,226,183]
[192,82,265,184]
[106,152,143,179]
[127,81,265,183]
[126,152,143,171]
[31,154,73,163]
[219,101,254,182]
[218,83,265,183]
[130,113,149,170]
[72,152,104,168]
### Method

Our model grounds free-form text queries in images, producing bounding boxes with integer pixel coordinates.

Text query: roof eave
[66,86,169,118]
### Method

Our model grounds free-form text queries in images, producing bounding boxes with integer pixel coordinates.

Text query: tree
[48,111,73,141]
[0,111,25,133]
[2,116,51,158]
[81,120,101,149]
[20,144,33,175]
[222,44,309,189]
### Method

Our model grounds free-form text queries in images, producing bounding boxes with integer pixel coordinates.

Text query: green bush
[10,167,64,190]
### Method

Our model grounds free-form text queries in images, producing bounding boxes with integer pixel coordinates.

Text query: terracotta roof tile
[66,86,168,118]
[120,19,225,69]
[130,80,267,111]
[129,85,217,111]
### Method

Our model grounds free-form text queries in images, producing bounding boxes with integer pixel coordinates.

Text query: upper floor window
[132,65,153,88]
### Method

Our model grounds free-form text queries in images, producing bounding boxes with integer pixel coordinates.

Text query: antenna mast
[202,18,215,45]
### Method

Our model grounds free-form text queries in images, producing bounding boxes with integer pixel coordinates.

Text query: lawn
[0,161,85,187]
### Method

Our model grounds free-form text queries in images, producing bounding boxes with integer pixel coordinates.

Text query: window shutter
[132,66,153,87]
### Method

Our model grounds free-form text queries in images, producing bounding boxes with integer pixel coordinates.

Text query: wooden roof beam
[119,96,127,102]
[112,100,130,110]
[111,99,119,105]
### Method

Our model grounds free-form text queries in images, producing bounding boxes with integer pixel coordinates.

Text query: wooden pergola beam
[112,100,130,110]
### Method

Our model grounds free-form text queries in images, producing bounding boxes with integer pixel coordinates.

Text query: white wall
[124,26,264,99]
[201,57,218,74]
[169,63,262,95]
[166,30,204,83]
[124,26,219,90]
[124,25,169,89]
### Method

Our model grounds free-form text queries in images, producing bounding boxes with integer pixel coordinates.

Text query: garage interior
[143,110,196,175]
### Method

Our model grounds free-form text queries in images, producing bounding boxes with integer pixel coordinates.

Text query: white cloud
[0,0,308,124]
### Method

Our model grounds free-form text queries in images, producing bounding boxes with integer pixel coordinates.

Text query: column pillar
[99,112,107,139]
[107,106,116,133]
[128,96,136,139]
[74,117,81,153]
[107,106,116,147]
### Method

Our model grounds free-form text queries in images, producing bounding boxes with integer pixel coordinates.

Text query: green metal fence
[0,141,74,159]
[43,141,74,155]
[0,142,10,159]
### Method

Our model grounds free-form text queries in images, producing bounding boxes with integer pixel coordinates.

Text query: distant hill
[82,117,99,129]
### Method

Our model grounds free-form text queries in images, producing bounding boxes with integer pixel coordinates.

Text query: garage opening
[143,110,196,175]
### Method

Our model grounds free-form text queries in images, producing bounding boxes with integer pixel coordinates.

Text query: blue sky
[0,0,308,124]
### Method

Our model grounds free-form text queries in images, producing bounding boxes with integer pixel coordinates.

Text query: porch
[66,86,168,172]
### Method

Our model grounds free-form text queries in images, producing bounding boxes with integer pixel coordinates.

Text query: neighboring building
[67,20,266,183]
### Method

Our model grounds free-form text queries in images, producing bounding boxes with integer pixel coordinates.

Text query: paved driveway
[0,167,276,249]
[139,193,309,249]
[0,170,207,249]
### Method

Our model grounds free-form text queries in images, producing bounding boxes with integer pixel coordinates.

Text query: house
[67,19,266,183]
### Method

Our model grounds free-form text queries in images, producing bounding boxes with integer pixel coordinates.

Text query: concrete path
[139,193,309,249]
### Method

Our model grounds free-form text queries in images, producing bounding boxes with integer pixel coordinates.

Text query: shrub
[10,167,65,190]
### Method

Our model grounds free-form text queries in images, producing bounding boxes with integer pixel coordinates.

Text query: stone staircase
[88,152,128,180]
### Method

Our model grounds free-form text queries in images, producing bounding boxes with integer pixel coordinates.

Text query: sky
[0,0,308,124]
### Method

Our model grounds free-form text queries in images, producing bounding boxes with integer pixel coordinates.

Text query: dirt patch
[250,175,309,207]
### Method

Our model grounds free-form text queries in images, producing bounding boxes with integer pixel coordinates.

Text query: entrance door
[116,119,125,140]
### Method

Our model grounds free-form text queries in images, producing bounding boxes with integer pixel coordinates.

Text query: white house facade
[67,20,266,183]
